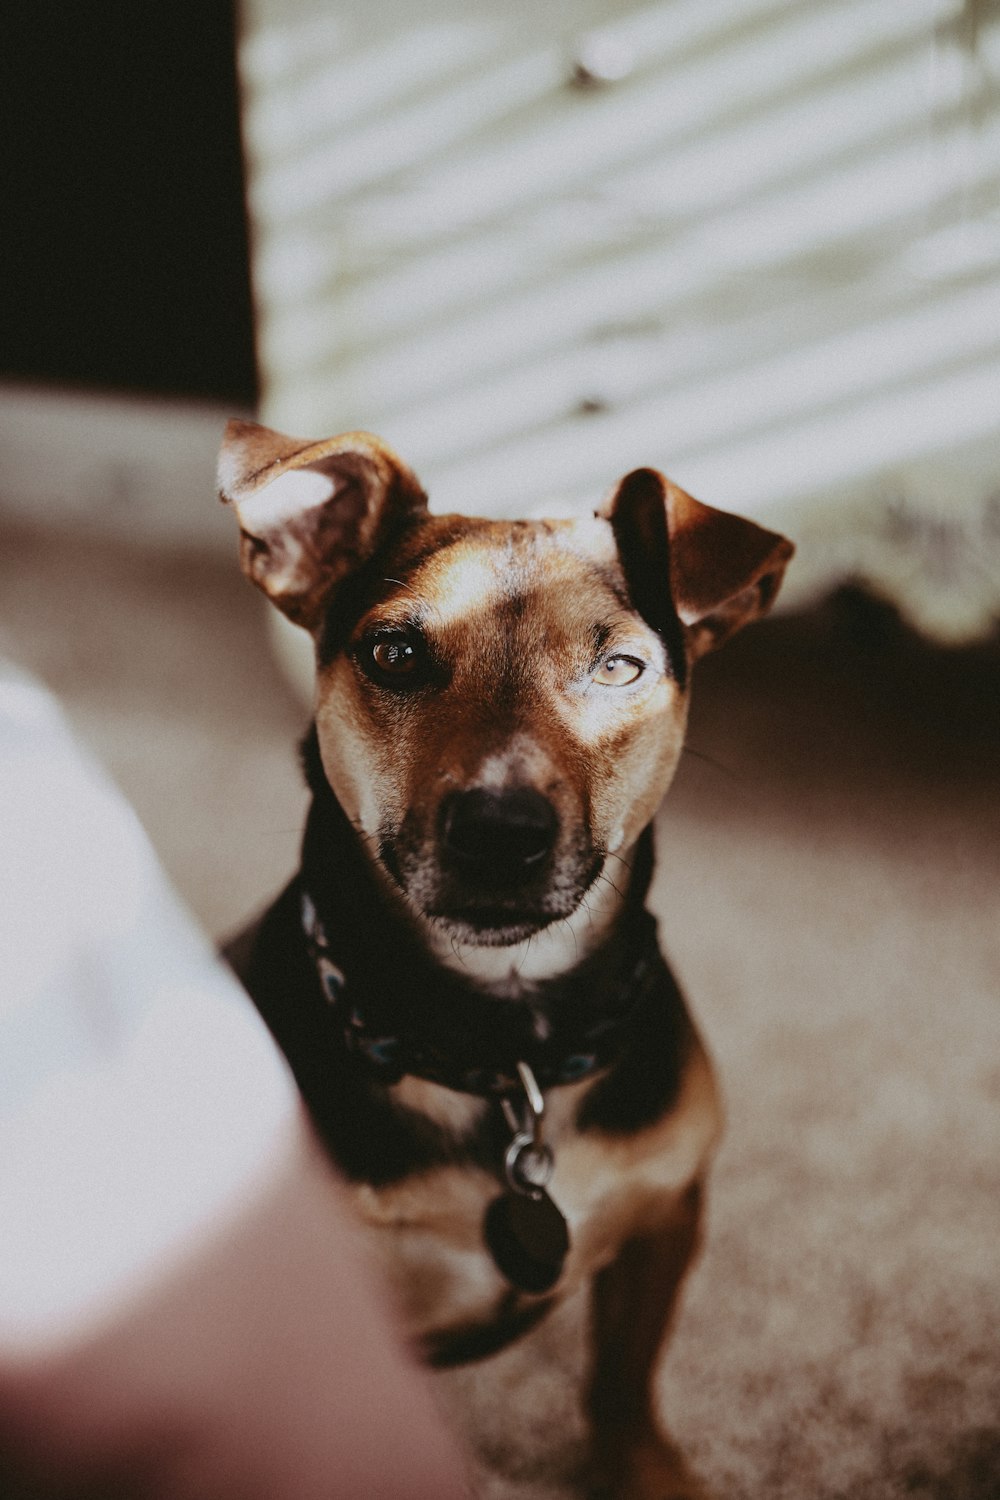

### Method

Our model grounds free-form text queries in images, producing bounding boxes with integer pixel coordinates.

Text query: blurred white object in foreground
[0,665,466,1499]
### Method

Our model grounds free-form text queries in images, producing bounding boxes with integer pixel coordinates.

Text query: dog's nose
[439,788,558,887]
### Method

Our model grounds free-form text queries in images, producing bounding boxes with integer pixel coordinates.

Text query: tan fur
[219,422,792,1498]
[364,1032,720,1341]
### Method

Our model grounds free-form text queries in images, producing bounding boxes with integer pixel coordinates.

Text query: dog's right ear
[600,468,793,662]
[217,420,427,630]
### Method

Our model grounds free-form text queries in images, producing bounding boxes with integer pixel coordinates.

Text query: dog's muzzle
[383,784,602,945]
[438,788,559,889]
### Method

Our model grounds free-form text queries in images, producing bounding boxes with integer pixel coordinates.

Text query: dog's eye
[593,655,643,687]
[366,632,425,682]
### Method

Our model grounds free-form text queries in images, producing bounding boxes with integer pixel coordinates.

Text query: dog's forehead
[381,513,623,626]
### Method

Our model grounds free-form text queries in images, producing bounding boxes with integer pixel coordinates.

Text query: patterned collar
[300,886,664,1098]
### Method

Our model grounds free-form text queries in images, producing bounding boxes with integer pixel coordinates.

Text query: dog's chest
[349,1045,717,1344]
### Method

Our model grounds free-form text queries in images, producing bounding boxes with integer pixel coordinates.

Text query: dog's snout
[440,788,558,887]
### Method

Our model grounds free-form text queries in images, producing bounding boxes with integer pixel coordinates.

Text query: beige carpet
[2,521,997,1499]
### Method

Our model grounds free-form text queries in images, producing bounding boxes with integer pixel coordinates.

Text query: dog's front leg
[586,1183,710,1500]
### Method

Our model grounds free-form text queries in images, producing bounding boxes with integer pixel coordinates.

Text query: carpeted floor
[2,520,998,1499]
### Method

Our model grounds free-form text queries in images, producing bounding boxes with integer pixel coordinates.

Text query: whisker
[597,871,627,903]
[604,850,635,876]
[681,743,746,785]
[383,576,440,625]
[347,817,380,850]
[556,913,580,960]
[383,576,422,600]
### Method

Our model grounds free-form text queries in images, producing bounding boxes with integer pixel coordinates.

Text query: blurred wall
[238,0,1000,641]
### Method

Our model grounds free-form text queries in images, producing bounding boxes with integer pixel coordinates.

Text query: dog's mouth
[420,867,605,947]
[384,866,606,949]
[379,791,604,949]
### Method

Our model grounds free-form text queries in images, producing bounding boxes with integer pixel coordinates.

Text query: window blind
[240,0,1000,638]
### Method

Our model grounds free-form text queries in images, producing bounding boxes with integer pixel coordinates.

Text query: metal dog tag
[484,1186,569,1294]
[484,1066,570,1293]
[505,1130,554,1193]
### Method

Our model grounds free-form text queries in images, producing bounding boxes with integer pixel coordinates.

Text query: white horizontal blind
[240,0,1000,637]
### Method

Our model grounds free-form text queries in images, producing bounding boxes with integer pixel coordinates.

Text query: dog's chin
[426,908,562,948]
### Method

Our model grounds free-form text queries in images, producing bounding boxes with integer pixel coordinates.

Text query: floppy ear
[217,420,428,630]
[600,468,793,662]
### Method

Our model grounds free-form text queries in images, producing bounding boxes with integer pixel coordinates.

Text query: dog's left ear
[600,468,794,660]
[217,420,427,630]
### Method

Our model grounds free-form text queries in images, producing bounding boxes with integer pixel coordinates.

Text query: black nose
[440,788,559,888]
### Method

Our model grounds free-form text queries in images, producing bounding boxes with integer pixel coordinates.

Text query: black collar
[300,881,666,1096]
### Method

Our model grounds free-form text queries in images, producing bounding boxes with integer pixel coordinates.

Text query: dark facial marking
[604,473,689,689]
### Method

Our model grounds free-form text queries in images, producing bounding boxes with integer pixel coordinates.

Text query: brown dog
[219,420,792,1499]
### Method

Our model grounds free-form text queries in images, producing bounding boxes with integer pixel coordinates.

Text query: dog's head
[219,421,792,956]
